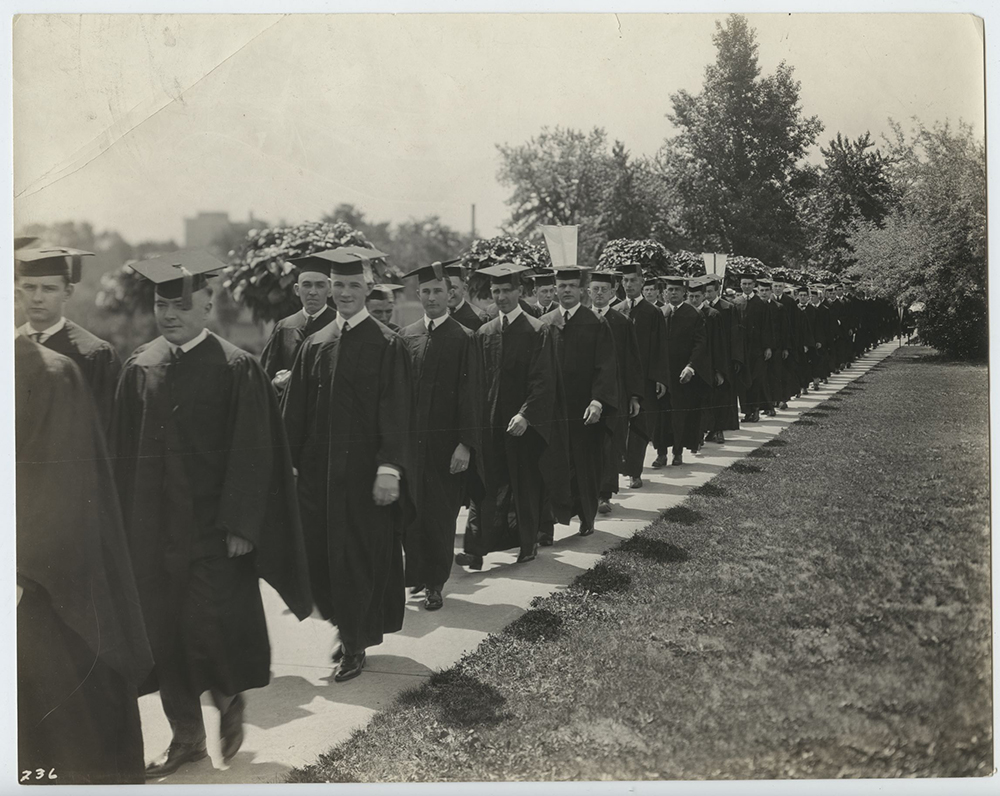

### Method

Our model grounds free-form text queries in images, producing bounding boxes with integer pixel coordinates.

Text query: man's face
[741,279,756,295]
[772,281,784,295]
[797,290,810,306]
[536,284,556,308]
[294,271,331,316]
[759,286,773,301]
[556,277,583,309]
[418,277,450,320]
[622,272,643,299]
[705,284,720,302]
[665,285,685,305]
[333,275,370,319]
[367,297,395,325]
[588,281,614,309]
[491,281,521,314]
[835,287,844,299]
[155,289,212,346]
[642,284,659,303]
[446,278,465,309]
[687,288,705,308]
[810,292,821,305]
[18,276,72,330]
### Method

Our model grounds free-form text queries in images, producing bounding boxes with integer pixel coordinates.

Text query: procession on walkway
[14,229,902,784]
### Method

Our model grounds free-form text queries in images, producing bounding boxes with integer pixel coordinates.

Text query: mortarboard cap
[616,262,642,276]
[540,225,579,269]
[703,273,722,285]
[687,276,711,291]
[16,245,95,283]
[529,268,556,287]
[553,265,589,280]
[288,253,333,278]
[404,262,449,285]
[756,278,774,287]
[129,250,225,307]
[662,275,688,288]
[368,283,403,301]
[478,262,530,285]
[14,236,40,251]
[435,258,465,280]
[589,269,618,285]
[324,246,388,277]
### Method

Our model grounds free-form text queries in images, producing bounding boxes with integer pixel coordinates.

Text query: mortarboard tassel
[70,255,83,284]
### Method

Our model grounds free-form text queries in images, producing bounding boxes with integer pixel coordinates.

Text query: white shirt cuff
[588,400,603,412]
[376,465,401,479]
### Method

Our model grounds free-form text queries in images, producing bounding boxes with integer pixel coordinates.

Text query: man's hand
[781,349,789,360]
[655,381,666,399]
[816,342,823,350]
[803,346,809,354]
[507,413,529,437]
[629,396,641,418]
[764,348,772,361]
[583,401,602,425]
[373,472,400,506]
[272,369,291,389]
[732,361,741,374]
[226,533,254,558]
[715,372,724,387]
[679,365,695,384]
[450,443,471,474]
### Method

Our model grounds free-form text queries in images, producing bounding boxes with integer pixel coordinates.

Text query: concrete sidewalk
[142,342,902,784]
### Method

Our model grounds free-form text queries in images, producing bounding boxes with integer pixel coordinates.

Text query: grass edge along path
[288,345,991,782]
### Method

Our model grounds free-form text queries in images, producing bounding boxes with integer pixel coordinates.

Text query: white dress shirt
[168,327,210,356]
[500,304,523,326]
[423,314,447,333]
[17,316,66,344]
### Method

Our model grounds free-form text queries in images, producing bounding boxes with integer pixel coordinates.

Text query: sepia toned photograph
[9,7,992,789]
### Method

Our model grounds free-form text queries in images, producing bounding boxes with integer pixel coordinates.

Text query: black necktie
[31,332,42,343]
[170,347,184,365]
[501,315,509,333]
[427,319,435,333]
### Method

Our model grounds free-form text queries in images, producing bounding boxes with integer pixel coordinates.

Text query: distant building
[184,211,267,253]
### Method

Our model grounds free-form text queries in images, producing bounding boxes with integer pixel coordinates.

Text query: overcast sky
[13,13,986,246]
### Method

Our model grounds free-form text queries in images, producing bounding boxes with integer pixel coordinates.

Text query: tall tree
[805,132,899,271]
[601,141,653,242]
[659,14,823,265]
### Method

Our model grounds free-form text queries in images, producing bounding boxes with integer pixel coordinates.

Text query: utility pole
[471,204,476,239]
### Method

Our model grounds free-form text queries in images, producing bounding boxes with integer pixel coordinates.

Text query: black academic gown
[813,302,834,379]
[259,305,337,393]
[735,293,772,413]
[17,338,152,785]
[777,293,801,399]
[450,300,489,332]
[698,303,727,435]
[465,310,571,557]
[612,297,669,474]
[283,315,410,651]
[597,306,643,496]
[400,316,484,589]
[763,299,785,406]
[112,333,312,698]
[706,297,742,432]
[540,305,619,530]
[31,319,120,431]
[792,303,816,389]
[660,302,711,455]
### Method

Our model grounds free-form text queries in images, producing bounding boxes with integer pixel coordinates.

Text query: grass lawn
[288,346,992,782]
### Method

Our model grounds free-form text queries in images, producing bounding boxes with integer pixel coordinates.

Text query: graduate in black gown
[366,283,405,332]
[445,261,490,331]
[399,263,484,611]
[703,275,743,442]
[282,247,411,682]
[15,245,121,430]
[111,252,312,778]
[536,226,619,540]
[588,270,643,515]
[457,263,571,569]
[16,336,152,785]
[259,254,337,397]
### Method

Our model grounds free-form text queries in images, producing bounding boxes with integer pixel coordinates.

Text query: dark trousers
[404,468,464,589]
[161,684,236,745]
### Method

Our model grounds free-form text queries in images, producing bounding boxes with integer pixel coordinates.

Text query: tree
[496,126,612,264]
[805,132,899,271]
[658,14,823,265]
[602,141,654,242]
[848,120,985,359]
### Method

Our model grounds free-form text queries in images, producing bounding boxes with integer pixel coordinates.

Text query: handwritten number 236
[20,768,57,781]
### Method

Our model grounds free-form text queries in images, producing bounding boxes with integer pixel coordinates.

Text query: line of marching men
[13,234,898,784]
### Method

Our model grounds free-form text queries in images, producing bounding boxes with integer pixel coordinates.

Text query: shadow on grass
[398,669,512,729]
[691,482,728,498]
[796,419,818,426]
[747,448,776,459]
[763,438,789,448]
[805,411,830,417]
[661,505,705,525]
[617,534,690,564]
[730,461,762,474]
[505,608,564,642]
[572,561,632,595]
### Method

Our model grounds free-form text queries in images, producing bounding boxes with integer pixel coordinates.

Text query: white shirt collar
[302,306,328,322]
[424,313,447,331]
[453,298,467,312]
[593,304,610,317]
[501,304,523,325]
[18,316,66,342]
[336,306,371,331]
[169,328,209,355]
[628,295,644,306]
[560,303,580,320]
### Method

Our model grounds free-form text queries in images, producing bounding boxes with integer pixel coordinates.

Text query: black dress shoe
[517,545,538,563]
[778,401,788,410]
[598,498,612,514]
[629,476,643,489]
[455,552,483,570]
[335,650,366,682]
[671,454,684,466]
[424,588,443,611]
[220,694,245,762]
[716,431,725,443]
[578,524,594,537]
[537,536,554,547]
[145,740,208,779]
[409,584,426,596]
[651,454,668,468]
